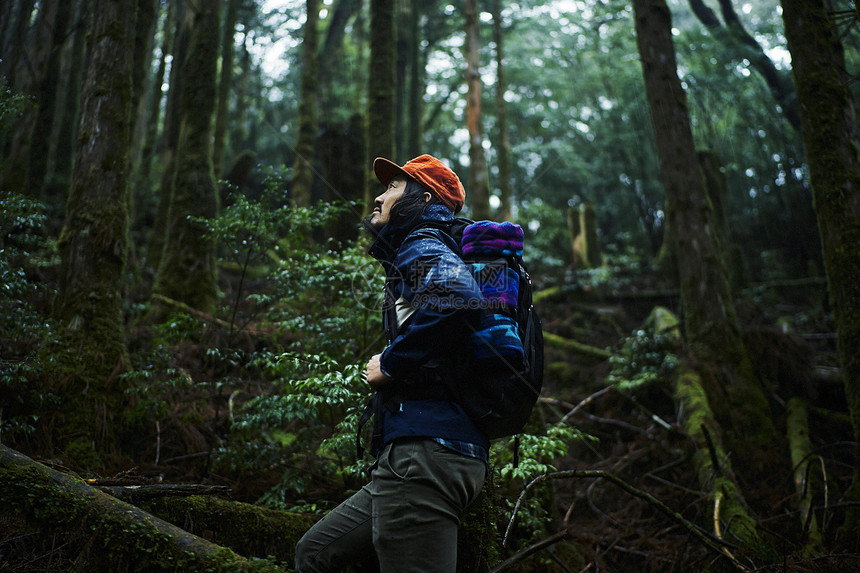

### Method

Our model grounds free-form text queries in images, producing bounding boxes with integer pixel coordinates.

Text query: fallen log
[0,444,286,572]
[543,331,616,361]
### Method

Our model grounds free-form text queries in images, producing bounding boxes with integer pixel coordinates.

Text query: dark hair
[389,178,443,225]
[362,177,444,235]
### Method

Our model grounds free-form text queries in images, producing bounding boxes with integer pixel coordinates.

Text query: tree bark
[152,0,221,315]
[465,0,490,220]
[50,0,136,462]
[291,0,320,208]
[0,444,291,571]
[366,0,395,207]
[491,0,512,222]
[213,0,240,178]
[633,0,777,521]
[780,0,860,543]
[148,0,186,269]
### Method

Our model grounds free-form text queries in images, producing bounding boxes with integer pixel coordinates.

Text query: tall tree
[464,0,490,220]
[49,0,137,463]
[213,0,241,178]
[148,0,187,268]
[405,1,423,159]
[781,0,860,543]
[291,0,320,207]
[366,0,395,205]
[1,0,58,196]
[633,0,778,548]
[152,0,221,314]
[0,0,37,90]
[491,0,511,222]
[27,0,73,201]
[46,0,88,222]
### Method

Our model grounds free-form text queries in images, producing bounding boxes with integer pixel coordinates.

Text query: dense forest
[1,0,859,570]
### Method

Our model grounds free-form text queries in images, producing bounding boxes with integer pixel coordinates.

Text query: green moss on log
[0,445,284,572]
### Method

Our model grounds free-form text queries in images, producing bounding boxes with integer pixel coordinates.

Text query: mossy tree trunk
[366,0,395,207]
[492,0,512,222]
[781,0,860,544]
[633,0,778,547]
[152,0,221,315]
[0,445,297,571]
[291,0,320,208]
[465,0,490,220]
[49,0,137,465]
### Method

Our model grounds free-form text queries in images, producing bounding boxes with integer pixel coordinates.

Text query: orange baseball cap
[373,155,466,214]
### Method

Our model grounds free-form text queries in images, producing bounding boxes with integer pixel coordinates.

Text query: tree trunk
[0,0,56,196]
[27,0,73,201]
[148,0,186,269]
[49,0,137,464]
[44,0,89,226]
[0,0,37,92]
[0,444,294,571]
[780,0,860,544]
[492,0,512,222]
[465,0,490,220]
[405,1,423,159]
[632,0,777,530]
[291,0,320,208]
[366,0,395,206]
[137,1,171,232]
[213,0,240,177]
[152,0,221,315]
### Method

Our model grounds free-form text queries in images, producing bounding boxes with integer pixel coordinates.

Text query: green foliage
[607,328,680,391]
[220,353,370,509]
[0,193,58,443]
[0,78,32,139]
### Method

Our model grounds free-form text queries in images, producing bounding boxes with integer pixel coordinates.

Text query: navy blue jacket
[368,204,489,450]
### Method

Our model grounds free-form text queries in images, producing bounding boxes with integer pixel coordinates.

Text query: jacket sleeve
[379,230,482,381]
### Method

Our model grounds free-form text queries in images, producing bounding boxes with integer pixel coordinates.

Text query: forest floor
[2,267,860,572]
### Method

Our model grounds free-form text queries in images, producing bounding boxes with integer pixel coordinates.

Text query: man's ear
[423,192,432,203]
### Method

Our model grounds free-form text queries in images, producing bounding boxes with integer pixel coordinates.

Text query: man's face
[367,175,407,231]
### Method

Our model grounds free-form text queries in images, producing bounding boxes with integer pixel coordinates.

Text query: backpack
[445,218,544,439]
[356,218,544,459]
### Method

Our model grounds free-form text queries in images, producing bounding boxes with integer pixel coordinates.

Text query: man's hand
[365,353,392,389]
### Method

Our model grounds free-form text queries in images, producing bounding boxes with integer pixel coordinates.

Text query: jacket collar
[369,204,454,262]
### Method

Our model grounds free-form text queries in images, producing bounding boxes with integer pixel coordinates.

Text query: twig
[558,386,613,425]
[502,469,748,570]
[491,529,570,572]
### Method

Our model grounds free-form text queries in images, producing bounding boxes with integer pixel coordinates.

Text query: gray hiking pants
[294,438,486,573]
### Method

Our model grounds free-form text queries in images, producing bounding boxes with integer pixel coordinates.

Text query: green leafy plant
[607,328,679,391]
[0,193,59,443]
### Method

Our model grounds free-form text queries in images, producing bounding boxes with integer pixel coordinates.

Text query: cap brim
[373,157,409,186]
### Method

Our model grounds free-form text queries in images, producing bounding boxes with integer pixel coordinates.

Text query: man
[295,155,489,573]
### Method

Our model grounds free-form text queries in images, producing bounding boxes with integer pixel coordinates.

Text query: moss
[141,495,314,566]
[0,447,286,572]
[674,363,764,552]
